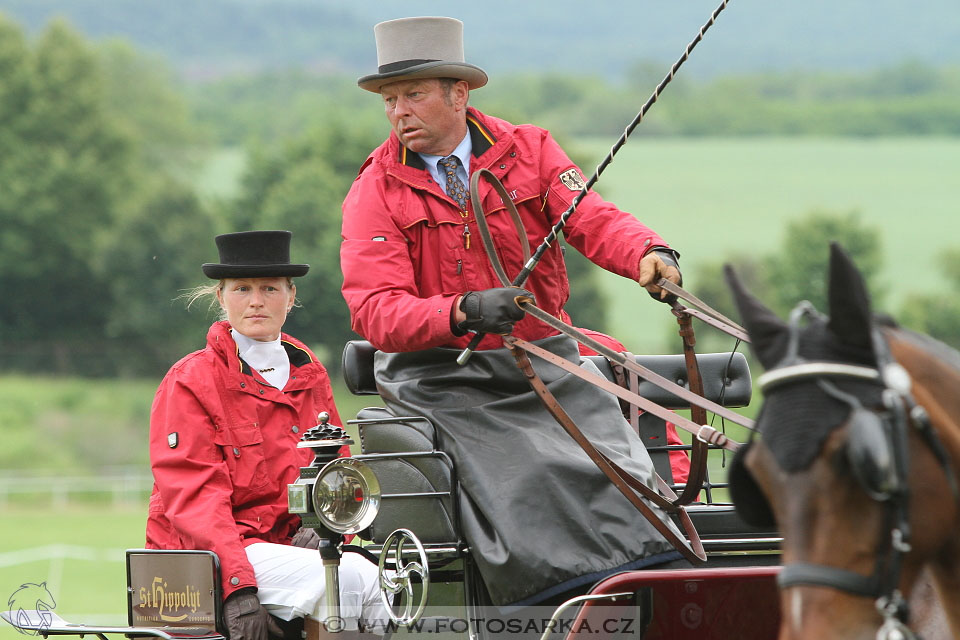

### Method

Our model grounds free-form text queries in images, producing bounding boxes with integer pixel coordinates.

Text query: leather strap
[609,356,634,426]
[504,335,739,453]
[677,306,751,343]
[470,167,531,287]
[673,312,710,505]
[509,345,706,564]
[519,303,756,431]
[658,278,748,338]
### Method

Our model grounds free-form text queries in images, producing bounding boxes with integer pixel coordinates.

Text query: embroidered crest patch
[168,432,179,448]
[558,168,586,191]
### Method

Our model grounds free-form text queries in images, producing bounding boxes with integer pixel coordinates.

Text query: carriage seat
[350,407,458,545]
[341,340,754,546]
[341,340,752,407]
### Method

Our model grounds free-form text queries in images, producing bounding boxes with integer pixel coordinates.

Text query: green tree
[898,248,960,350]
[93,176,217,374]
[0,15,213,376]
[763,209,883,315]
[98,39,208,173]
[226,121,385,364]
[680,210,884,353]
[0,17,135,355]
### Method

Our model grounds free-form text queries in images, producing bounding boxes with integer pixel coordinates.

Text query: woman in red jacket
[146,231,385,639]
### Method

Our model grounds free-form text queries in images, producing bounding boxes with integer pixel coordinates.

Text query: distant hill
[2,0,958,82]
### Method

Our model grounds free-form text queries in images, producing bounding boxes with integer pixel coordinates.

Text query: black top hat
[202,230,309,279]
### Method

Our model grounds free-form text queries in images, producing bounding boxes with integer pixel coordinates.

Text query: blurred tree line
[681,211,960,355]
[192,61,960,147]
[2,14,959,379]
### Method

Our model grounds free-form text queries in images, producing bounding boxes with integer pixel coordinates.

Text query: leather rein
[467,168,754,563]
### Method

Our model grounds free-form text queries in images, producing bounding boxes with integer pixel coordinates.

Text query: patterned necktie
[438,155,469,211]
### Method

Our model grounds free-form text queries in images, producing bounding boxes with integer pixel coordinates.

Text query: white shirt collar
[419,131,472,185]
[231,329,290,390]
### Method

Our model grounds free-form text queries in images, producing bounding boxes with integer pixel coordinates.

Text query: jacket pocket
[213,422,270,504]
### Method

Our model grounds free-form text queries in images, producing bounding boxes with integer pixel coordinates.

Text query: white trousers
[245,542,388,632]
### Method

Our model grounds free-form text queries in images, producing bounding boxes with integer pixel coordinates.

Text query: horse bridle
[758,302,956,638]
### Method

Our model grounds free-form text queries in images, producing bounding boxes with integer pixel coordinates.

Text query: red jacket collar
[394,107,499,169]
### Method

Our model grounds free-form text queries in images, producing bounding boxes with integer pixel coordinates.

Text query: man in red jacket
[340,18,689,607]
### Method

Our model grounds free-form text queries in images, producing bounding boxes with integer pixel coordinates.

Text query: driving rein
[467,169,753,563]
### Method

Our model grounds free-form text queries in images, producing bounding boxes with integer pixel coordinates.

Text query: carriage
[6,243,956,640]
[2,305,785,640]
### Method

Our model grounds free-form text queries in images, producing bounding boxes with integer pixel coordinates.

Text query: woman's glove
[223,588,282,640]
[290,526,320,550]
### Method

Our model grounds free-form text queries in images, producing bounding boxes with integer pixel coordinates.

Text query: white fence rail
[0,469,153,509]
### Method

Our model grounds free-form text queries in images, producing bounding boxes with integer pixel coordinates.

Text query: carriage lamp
[287,412,381,535]
[288,412,381,632]
[311,458,381,534]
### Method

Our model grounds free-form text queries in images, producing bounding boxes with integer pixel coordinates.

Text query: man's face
[381,78,469,156]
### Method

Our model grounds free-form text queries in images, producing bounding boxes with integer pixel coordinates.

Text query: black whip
[458,0,733,365]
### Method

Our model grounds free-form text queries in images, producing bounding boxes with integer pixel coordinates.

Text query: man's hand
[638,248,682,303]
[290,527,320,549]
[455,287,536,335]
[223,588,282,640]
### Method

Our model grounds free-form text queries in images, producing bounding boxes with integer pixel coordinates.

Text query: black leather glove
[638,248,682,303]
[290,526,320,549]
[223,588,282,640]
[457,287,536,335]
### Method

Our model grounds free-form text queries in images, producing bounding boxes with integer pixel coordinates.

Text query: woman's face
[217,277,295,341]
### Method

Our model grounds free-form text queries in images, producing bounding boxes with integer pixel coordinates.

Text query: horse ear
[826,242,874,353]
[724,264,790,370]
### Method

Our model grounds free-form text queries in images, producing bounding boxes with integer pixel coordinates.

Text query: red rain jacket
[145,321,347,598]
[341,107,671,354]
[340,107,688,481]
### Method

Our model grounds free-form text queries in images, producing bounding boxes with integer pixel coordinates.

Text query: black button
[240,382,246,388]
[499,164,506,169]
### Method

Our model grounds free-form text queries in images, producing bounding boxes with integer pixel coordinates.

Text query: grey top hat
[202,230,309,279]
[358,16,488,93]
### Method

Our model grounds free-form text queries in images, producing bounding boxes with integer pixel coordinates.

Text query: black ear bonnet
[724,243,894,526]
[728,440,776,528]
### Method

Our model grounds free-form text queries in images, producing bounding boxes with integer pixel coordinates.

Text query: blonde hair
[179,278,299,320]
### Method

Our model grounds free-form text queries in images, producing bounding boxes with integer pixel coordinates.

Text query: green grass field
[573,136,960,354]
[1,506,145,638]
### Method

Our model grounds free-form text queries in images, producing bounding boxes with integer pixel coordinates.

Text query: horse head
[725,242,960,640]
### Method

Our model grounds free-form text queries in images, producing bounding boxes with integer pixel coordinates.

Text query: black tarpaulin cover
[373,335,681,606]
